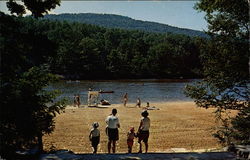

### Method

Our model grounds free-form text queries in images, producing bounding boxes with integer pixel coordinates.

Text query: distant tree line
[3,14,204,79]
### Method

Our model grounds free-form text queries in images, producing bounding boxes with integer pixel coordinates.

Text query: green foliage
[13,16,203,79]
[6,0,26,16]
[185,0,249,145]
[231,107,250,144]
[6,0,61,18]
[0,12,66,158]
[194,0,249,39]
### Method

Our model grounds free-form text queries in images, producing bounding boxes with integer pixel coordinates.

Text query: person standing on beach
[127,127,136,153]
[123,93,128,107]
[76,94,80,107]
[73,94,77,107]
[105,108,120,153]
[89,122,100,154]
[135,97,141,108]
[137,110,150,153]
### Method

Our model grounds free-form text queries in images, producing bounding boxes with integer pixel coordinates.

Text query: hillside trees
[185,0,249,145]
[46,20,203,79]
[13,15,203,79]
[44,13,208,37]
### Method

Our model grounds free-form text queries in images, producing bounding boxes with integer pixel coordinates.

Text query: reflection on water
[47,79,196,105]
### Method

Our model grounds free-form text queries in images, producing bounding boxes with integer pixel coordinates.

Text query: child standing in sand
[127,127,136,153]
[89,122,100,154]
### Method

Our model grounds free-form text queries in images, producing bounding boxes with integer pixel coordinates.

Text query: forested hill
[44,13,207,37]
[1,12,204,80]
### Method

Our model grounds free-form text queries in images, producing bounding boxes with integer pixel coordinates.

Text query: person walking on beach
[123,93,128,107]
[135,97,141,108]
[105,108,120,153]
[127,127,136,153]
[89,122,100,154]
[137,110,150,153]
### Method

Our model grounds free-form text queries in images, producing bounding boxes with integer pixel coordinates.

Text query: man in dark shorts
[137,110,150,153]
[105,108,120,153]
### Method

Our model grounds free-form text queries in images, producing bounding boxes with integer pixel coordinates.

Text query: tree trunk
[38,132,43,152]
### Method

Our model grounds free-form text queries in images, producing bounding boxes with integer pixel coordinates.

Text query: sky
[0,1,208,31]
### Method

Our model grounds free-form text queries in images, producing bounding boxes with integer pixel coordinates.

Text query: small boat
[99,91,114,94]
[66,80,80,83]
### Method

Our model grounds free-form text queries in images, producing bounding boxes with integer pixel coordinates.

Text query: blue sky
[0,1,208,31]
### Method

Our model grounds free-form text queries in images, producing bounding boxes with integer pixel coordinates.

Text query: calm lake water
[47,79,196,105]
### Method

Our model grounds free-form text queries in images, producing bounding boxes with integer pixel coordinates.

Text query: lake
[47,79,196,105]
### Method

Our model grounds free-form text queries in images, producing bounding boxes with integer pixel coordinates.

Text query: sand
[43,102,222,153]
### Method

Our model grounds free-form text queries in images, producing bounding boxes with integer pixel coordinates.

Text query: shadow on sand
[39,150,236,160]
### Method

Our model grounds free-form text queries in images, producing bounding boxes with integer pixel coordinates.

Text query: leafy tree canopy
[185,0,249,145]
[6,0,61,18]
[1,0,65,158]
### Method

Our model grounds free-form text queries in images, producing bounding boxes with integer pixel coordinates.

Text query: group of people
[89,108,151,154]
[123,93,152,109]
[74,92,147,108]
[124,93,142,107]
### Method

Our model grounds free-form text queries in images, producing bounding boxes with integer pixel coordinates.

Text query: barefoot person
[105,108,120,153]
[89,122,100,154]
[127,127,136,153]
[123,93,128,107]
[135,97,141,108]
[76,94,80,107]
[137,110,150,153]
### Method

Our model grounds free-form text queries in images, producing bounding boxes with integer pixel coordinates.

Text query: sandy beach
[43,102,222,153]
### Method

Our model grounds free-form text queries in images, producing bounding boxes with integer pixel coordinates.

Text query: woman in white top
[137,110,150,153]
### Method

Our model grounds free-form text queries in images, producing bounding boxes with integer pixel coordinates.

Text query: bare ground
[43,102,222,154]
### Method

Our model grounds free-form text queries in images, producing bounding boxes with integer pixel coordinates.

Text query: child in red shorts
[127,127,136,153]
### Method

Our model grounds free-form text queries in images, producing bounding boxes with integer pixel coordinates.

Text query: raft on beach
[88,104,111,108]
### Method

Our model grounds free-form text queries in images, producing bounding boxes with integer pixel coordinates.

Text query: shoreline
[43,101,222,153]
[66,100,196,108]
